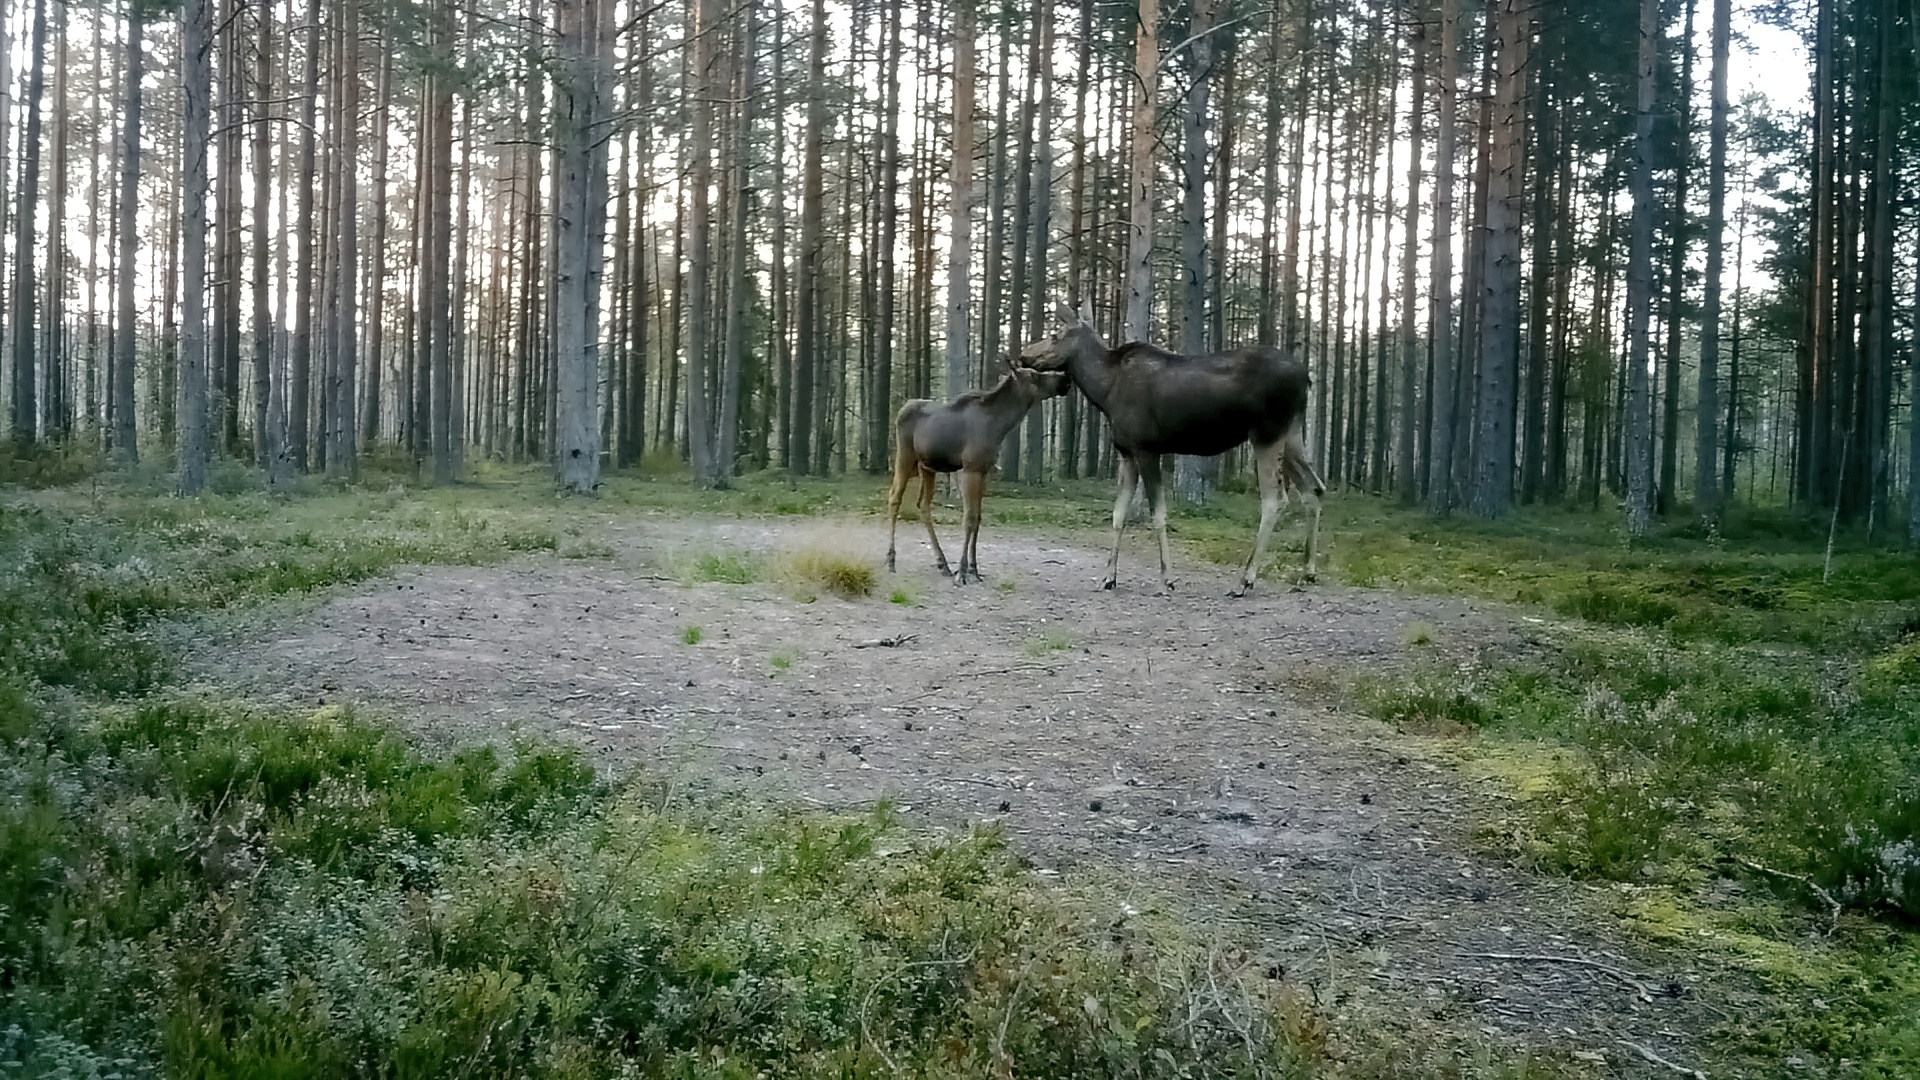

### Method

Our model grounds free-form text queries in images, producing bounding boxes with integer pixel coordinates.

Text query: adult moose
[1019,304,1323,595]
[885,357,1070,585]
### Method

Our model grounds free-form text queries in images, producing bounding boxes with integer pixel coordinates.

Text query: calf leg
[885,442,917,572]
[917,466,952,574]
[1103,454,1139,590]
[1233,441,1285,597]
[1281,438,1325,580]
[1136,453,1174,593]
[956,469,987,584]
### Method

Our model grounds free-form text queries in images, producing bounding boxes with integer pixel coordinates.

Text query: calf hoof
[886,555,897,572]
[1100,578,1117,592]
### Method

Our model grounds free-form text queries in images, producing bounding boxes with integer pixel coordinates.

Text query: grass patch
[1403,619,1437,647]
[888,585,917,606]
[770,650,794,671]
[689,548,763,584]
[778,548,878,599]
[1024,627,1078,657]
[681,625,704,645]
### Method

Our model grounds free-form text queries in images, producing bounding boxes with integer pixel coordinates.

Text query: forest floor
[193,508,1735,1075]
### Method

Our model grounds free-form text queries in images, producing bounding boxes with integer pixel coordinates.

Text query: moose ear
[1000,352,1020,374]
[1076,300,1094,327]
[1054,302,1077,327]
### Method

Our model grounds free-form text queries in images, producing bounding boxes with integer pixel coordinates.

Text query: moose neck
[1062,330,1117,412]
[980,376,1037,442]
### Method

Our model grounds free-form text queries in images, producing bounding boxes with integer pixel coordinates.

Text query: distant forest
[0,0,1913,538]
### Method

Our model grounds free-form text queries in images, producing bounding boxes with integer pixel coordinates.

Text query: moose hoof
[1100,579,1117,592]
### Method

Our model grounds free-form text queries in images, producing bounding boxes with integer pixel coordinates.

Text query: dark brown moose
[885,357,1071,585]
[1019,304,1323,595]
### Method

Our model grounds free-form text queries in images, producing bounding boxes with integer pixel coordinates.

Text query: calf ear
[1000,352,1019,374]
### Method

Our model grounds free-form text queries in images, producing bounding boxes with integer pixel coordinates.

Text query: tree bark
[1425,0,1459,514]
[719,0,758,478]
[553,0,606,492]
[178,0,212,492]
[1694,0,1729,519]
[329,0,359,478]
[1123,0,1159,343]
[791,0,826,476]
[945,0,975,398]
[1397,6,1426,505]
[1023,0,1053,482]
[110,8,142,462]
[1174,0,1219,502]
[289,0,320,469]
[8,0,47,444]
[1470,0,1527,518]
[1624,0,1659,536]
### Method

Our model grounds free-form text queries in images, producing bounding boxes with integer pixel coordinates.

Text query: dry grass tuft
[778,549,878,599]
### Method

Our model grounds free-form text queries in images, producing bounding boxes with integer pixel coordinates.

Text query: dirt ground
[194,513,1730,1075]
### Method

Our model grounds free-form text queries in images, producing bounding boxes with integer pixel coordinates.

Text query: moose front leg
[1135,453,1174,594]
[916,467,952,575]
[1103,455,1139,590]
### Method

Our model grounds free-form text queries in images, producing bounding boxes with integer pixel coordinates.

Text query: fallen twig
[852,633,918,649]
[1459,952,1658,1002]
[953,664,1063,677]
[1735,857,1844,935]
[1619,1039,1708,1079]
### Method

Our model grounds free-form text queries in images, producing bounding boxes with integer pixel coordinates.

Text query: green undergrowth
[1337,500,1920,1075]
[0,468,1580,1075]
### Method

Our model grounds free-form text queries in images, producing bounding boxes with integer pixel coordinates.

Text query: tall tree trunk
[1257,6,1283,346]
[1694,0,1729,518]
[289,0,320,469]
[110,9,141,462]
[1174,0,1219,502]
[791,0,826,476]
[1657,0,1694,513]
[1624,0,1659,536]
[178,0,212,492]
[1023,0,1054,482]
[1425,0,1459,514]
[428,2,455,482]
[8,0,47,444]
[720,0,758,479]
[554,0,606,492]
[363,46,391,451]
[1123,0,1159,343]
[329,0,359,478]
[1470,0,1527,518]
[870,0,900,470]
[945,0,975,398]
[682,0,718,483]
[252,0,279,474]
[1280,0,1310,352]
[1397,7,1426,505]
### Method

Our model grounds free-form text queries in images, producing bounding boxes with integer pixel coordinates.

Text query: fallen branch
[1734,857,1844,935]
[1459,952,1658,1002]
[1619,1039,1708,1079]
[852,633,918,649]
[952,664,1063,677]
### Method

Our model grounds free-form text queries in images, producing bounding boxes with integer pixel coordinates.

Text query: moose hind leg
[1136,453,1174,593]
[1234,441,1285,597]
[917,467,951,573]
[1104,455,1139,590]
